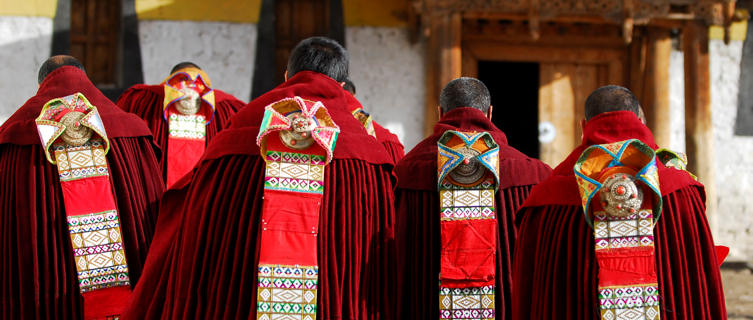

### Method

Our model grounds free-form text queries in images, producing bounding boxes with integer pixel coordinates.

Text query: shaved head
[170,61,201,75]
[38,55,85,84]
[439,77,491,113]
[584,85,642,120]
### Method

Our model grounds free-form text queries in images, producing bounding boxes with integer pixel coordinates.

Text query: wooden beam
[682,21,717,230]
[423,11,462,136]
[645,27,672,147]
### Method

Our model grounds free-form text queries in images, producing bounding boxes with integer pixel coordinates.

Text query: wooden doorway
[461,21,627,165]
[70,0,120,87]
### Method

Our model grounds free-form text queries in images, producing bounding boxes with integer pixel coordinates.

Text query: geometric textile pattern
[67,210,130,292]
[593,210,656,250]
[162,67,216,123]
[257,264,318,320]
[439,178,496,221]
[168,113,206,140]
[437,130,499,320]
[599,284,660,320]
[53,139,108,181]
[439,286,495,320]
[264,151,326,194]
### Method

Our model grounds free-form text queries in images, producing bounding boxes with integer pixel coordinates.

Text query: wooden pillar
[424,11,462,136]
[645,27,672,147]
[682,21,717,231]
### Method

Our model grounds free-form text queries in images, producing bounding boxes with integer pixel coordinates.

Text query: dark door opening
[477,61,540,159]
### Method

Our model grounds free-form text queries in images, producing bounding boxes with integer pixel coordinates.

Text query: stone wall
[346,26,426,150]
[138,20,257,102]
[0,16,52,123]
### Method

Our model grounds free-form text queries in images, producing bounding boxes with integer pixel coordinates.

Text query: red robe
[0,66,164,319]
[512,111,726,319]
[116,83,245,184]
[394,107,552,319]
[123,71,398,319]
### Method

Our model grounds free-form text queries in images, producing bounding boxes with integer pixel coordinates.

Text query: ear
[437,105,443,119]
[339,82,346,87]
[284,70,289,82]
[487,105,493,121]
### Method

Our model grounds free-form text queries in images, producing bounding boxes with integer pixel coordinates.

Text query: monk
[343,77,404,163]
[0,55,163,319]
[395,77,551,319]
[116,62,245,187]
[124,36,397,319]
[512,85,726,319]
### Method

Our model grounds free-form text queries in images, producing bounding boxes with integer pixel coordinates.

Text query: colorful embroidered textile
[574,139,662,320]
[162,67,216,187]
[656,148,697,180]
[351,108,376,138]
[437,130,500,320]
[255,96,339,320]
[35,93,131,319]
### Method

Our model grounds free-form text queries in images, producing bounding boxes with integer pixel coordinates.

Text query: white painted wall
[709,39,753,261]
[0,16,52,124]
[346,26,426,150]
[138,20,257,102]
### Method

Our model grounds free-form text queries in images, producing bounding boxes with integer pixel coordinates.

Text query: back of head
[170,61,201,75]
[439,77,491,114]
[287,36,348,82]
[584,85,642,120]
[343,78,356,95]
[38,55,85,84]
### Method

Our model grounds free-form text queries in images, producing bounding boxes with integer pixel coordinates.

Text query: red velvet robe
[123,71,398,319]
[512,111,727,319]
[394,107,552,319]
[0,66,164,319]
[116,83,245,184]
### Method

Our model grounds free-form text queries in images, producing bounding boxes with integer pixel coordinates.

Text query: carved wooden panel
[274,0,331,84]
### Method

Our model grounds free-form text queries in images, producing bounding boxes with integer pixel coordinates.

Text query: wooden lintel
[682,20,717,230]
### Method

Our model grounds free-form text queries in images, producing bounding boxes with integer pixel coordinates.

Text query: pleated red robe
[116,83,245,184]
[512,111,727,319]
[394,107,552,319]
[0,66,164,319]
[123,71,398,320]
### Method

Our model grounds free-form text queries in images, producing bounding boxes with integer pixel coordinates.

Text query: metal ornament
[280,112,316,150]
[60,111,93,146]
[448,147,485,185]
[175,87,201,115]
[599,173,644,218]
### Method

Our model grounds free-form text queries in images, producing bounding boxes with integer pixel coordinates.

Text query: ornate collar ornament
[351,108,376,138]
[656,148,697,180]
[436,131,500,320]
[574,139,662,320]
[35,93,131,319]
[161,68,216,187]
[255,97,339,320]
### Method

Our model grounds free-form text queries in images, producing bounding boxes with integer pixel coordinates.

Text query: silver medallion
[280,112,316,150]
[599,173,644,218]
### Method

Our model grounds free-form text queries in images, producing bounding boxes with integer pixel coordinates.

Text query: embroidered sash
[574,139,662,320]
[437,131,500,320]
[35,93,131,319]
[255,97,339,320]
[162,67,215,187]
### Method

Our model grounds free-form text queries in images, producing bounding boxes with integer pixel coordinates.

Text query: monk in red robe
[124,36,397,319]
[395,77,551,319]
[0,56,163,319]
[343,78,404,163]
[513,85,726,319]
[116,62,245,187]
